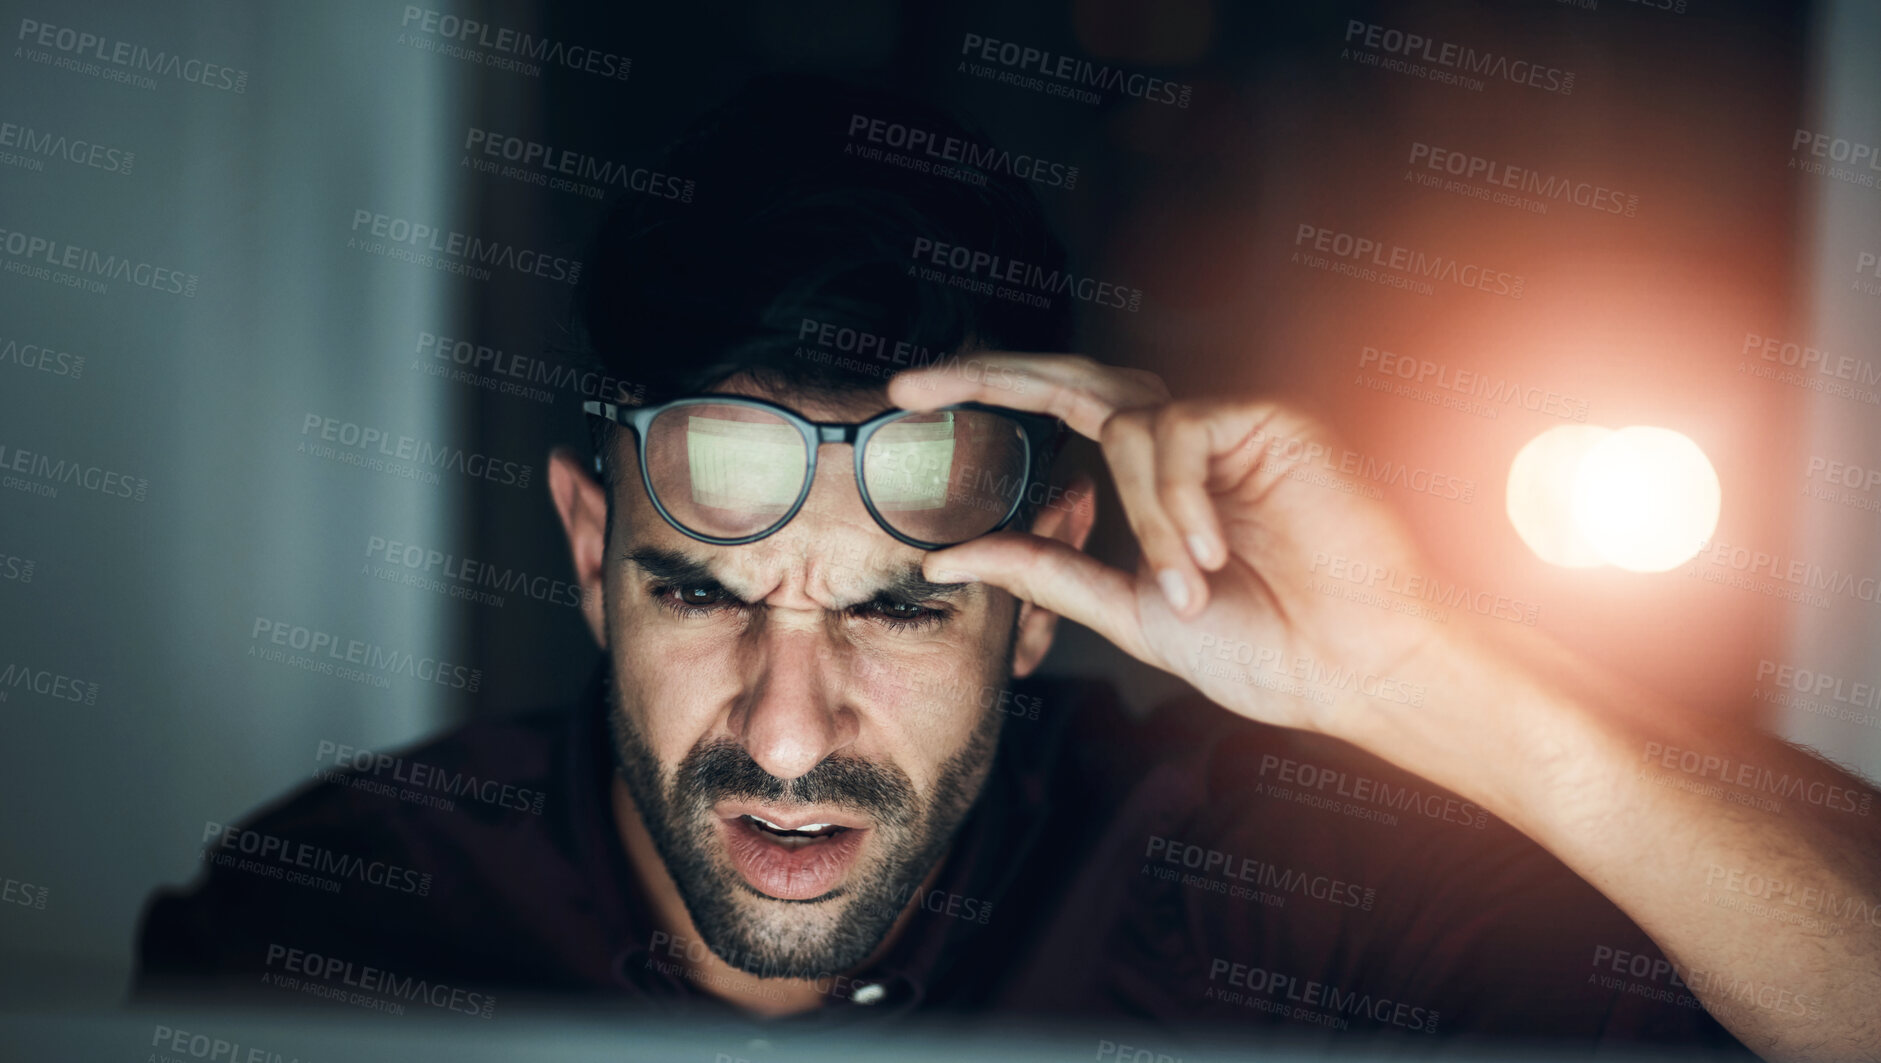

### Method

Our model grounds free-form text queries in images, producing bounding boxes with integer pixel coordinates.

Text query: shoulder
[1015,690,1751,1051]
[207,703,572,868]
[134,703,584,997]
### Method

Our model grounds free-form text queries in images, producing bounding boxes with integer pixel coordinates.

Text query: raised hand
[889,353,1444,732]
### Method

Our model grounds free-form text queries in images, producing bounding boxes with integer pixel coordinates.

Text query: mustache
[673,739,916,826]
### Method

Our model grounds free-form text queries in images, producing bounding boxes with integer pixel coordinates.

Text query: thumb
[923,532,1155,663]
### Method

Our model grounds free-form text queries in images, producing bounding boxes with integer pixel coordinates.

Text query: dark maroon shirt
[135,665,1754,1055]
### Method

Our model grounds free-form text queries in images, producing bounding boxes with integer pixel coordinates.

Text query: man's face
[598,381,1019,979]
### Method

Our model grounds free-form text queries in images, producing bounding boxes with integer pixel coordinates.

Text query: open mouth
[739,813,851,846]
[719,808,871,901]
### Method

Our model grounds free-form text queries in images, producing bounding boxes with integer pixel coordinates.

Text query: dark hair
[572,72,1074,525]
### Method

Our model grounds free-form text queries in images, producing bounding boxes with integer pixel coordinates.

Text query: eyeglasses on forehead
[583,394,1059,550]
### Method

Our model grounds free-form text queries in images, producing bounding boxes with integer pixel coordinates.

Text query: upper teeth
[751,815,833,832]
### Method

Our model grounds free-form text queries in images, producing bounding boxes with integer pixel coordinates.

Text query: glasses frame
[583,395,1057,550]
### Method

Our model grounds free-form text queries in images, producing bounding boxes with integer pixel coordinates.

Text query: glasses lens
[863,409,1030,545]
[643,403,809,540]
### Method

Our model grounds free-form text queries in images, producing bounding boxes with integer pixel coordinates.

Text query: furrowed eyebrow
[860,565,973,607]
[625,548,729,591]
[625,547,969,611]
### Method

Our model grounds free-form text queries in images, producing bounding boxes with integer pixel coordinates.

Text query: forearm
[1334,618,1881,1060]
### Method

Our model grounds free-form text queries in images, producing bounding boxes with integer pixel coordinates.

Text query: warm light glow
[1572,427,1721,573]
[1508,425,1721,572]
[1506,425,1612,568]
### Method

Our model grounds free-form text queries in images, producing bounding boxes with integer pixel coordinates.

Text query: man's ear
[1010,472,1098,680]
[547,446,609,647]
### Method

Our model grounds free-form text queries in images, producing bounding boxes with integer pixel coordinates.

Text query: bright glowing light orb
[1506,425,1613,568]
[1571,427,1720,572]
[1507,425,1720,572]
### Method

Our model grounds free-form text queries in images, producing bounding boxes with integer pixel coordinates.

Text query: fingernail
[1158,568,1191,612]
[1187,533,1221,568]
[931,570,979,585]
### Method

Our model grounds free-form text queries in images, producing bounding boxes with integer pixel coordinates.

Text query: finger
[1100,408,1207,617]
[1214,404,1344,498]
[887,352,1168,440]
[1152,402,1251,572]
[921,531,1154,663]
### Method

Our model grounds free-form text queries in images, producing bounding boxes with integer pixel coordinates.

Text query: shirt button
[850,982,886,1005]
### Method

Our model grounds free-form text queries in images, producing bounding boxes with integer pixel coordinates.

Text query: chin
[688,858,911,980]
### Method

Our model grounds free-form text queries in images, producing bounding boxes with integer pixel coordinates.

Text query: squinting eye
[652,582,736,616]
[874,601,928,621]
[672,585,725,606]
[854,599,947,631]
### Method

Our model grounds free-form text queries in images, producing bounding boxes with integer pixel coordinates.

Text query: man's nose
[731,625,857,782]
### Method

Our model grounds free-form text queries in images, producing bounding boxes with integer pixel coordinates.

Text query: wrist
[1325,618,1618,843]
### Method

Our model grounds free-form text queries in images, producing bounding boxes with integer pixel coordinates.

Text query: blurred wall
[1785,0,1881,779]
[0,0,479,997]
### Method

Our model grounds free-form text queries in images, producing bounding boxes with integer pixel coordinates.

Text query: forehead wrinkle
[797,514,899,597]
[766,526,913,609]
